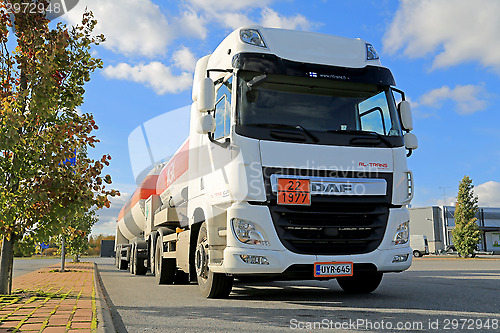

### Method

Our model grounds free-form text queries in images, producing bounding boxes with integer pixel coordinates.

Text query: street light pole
[60,235,66,272]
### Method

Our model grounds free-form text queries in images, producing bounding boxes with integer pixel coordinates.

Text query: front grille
[269,201,388,255]
[261,167,392,255]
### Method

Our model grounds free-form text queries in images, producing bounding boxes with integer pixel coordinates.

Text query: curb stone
[93,263,117,333]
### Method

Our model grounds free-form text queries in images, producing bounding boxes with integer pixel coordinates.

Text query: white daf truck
[115,26,418,298]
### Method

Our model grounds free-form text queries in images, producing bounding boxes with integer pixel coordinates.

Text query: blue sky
[58,0,500,235]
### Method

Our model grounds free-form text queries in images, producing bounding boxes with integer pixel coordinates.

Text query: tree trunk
[73,253,80,263]
[0,234,16,294]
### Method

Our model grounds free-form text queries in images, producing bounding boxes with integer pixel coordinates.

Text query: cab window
[214,76,232,139]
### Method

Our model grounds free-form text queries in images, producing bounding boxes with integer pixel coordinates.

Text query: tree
[64,209,98,262]
[451,176,481,258]
[0,1,119,293]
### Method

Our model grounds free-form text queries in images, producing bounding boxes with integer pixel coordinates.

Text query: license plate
[277,178,311,206]
[314,262,353,277]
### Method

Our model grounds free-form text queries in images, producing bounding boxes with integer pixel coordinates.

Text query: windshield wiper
[327,130,392,147]
[245,123,319,143]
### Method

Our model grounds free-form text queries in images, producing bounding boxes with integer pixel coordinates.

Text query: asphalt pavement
[94,257,500,332]
[12,258,64,278]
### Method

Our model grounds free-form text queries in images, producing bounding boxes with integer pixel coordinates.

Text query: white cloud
[93,192,130,236]
[184,0,314,31]
[64,0,171,57]
[218,12,254,30]
[476,181,500,207]
[260,8,311,30]
[435,196,456,207]
[172,47,198,72]
[103,62,193,95]
[172,11,208,40]
[416,84,489,115]
[383,0,500,72]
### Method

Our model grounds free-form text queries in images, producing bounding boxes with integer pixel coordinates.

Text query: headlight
[365,43,379,60]
[393,221,409,245]
[231,218,269,246]
[240,29,267,48]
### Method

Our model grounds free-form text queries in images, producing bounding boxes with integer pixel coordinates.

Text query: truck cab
[190,26,417,296]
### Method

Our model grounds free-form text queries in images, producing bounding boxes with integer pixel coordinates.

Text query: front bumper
[210,202,412,276]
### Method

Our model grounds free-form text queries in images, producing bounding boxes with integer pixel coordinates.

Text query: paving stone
[47,317,69,326]
[1,263,97,333]
[70,321,91,329]
[19,322,44,330]
[42,327,67,333]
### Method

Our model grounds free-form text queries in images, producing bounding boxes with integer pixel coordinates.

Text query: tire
[174,270,190,285]
[133,246,147,275]
[129,245,135,274]
[115,250,120,268]
[119,258,128,270]
[337,272,383,294]
[155,236,175,284]
[195,222,233,298]
[413,250,422,258]
[149,240,155,276]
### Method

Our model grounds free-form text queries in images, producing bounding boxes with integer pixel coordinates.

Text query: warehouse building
[409,206,500,254]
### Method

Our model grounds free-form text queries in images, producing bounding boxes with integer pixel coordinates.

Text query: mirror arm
[206,68,233,78]
[207,133,231,148]
[406,149,413,158]
[392,87,406,101]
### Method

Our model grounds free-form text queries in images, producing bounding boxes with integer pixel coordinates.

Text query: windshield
[236,71,403,146]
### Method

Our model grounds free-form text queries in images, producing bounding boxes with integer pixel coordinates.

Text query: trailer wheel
[115,249,120,268]
[129,244,136,274]
[337,272,383,294]
[195,222,233,298]
[155,237,175,284]
[149,240,155,276]
[413,250,422,257]
[133,246,147,275]
[119,258,128,270]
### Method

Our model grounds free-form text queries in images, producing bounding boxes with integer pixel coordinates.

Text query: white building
[409,206,500,254]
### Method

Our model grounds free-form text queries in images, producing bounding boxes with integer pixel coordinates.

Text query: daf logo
[311,183,352,193]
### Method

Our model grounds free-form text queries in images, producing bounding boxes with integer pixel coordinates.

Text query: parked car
[410,235,429,257]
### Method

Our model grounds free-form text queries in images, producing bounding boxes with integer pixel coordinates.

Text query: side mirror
[404,132,418,150]
[197,114,216,134]
[398,101,413,131]
[197,77,215,112]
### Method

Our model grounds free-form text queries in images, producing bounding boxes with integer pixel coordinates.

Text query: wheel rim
[195,243,208,279]
[155,241,161,274]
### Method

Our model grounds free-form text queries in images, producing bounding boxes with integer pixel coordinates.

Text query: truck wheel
[413,250,422,257]
[115,250,120,268]
[195,222,233,298]
[119,258,128,270]
[174,270,190,285]
[133,246,147,275]
[149,241,155,276]
[129,245,135,274]
[337,272,383,294]
[155,237,175,284]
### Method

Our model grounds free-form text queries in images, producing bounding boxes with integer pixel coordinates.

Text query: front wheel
[413,250,422,257]
[337,272,383,294]
[195,222,233,298]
